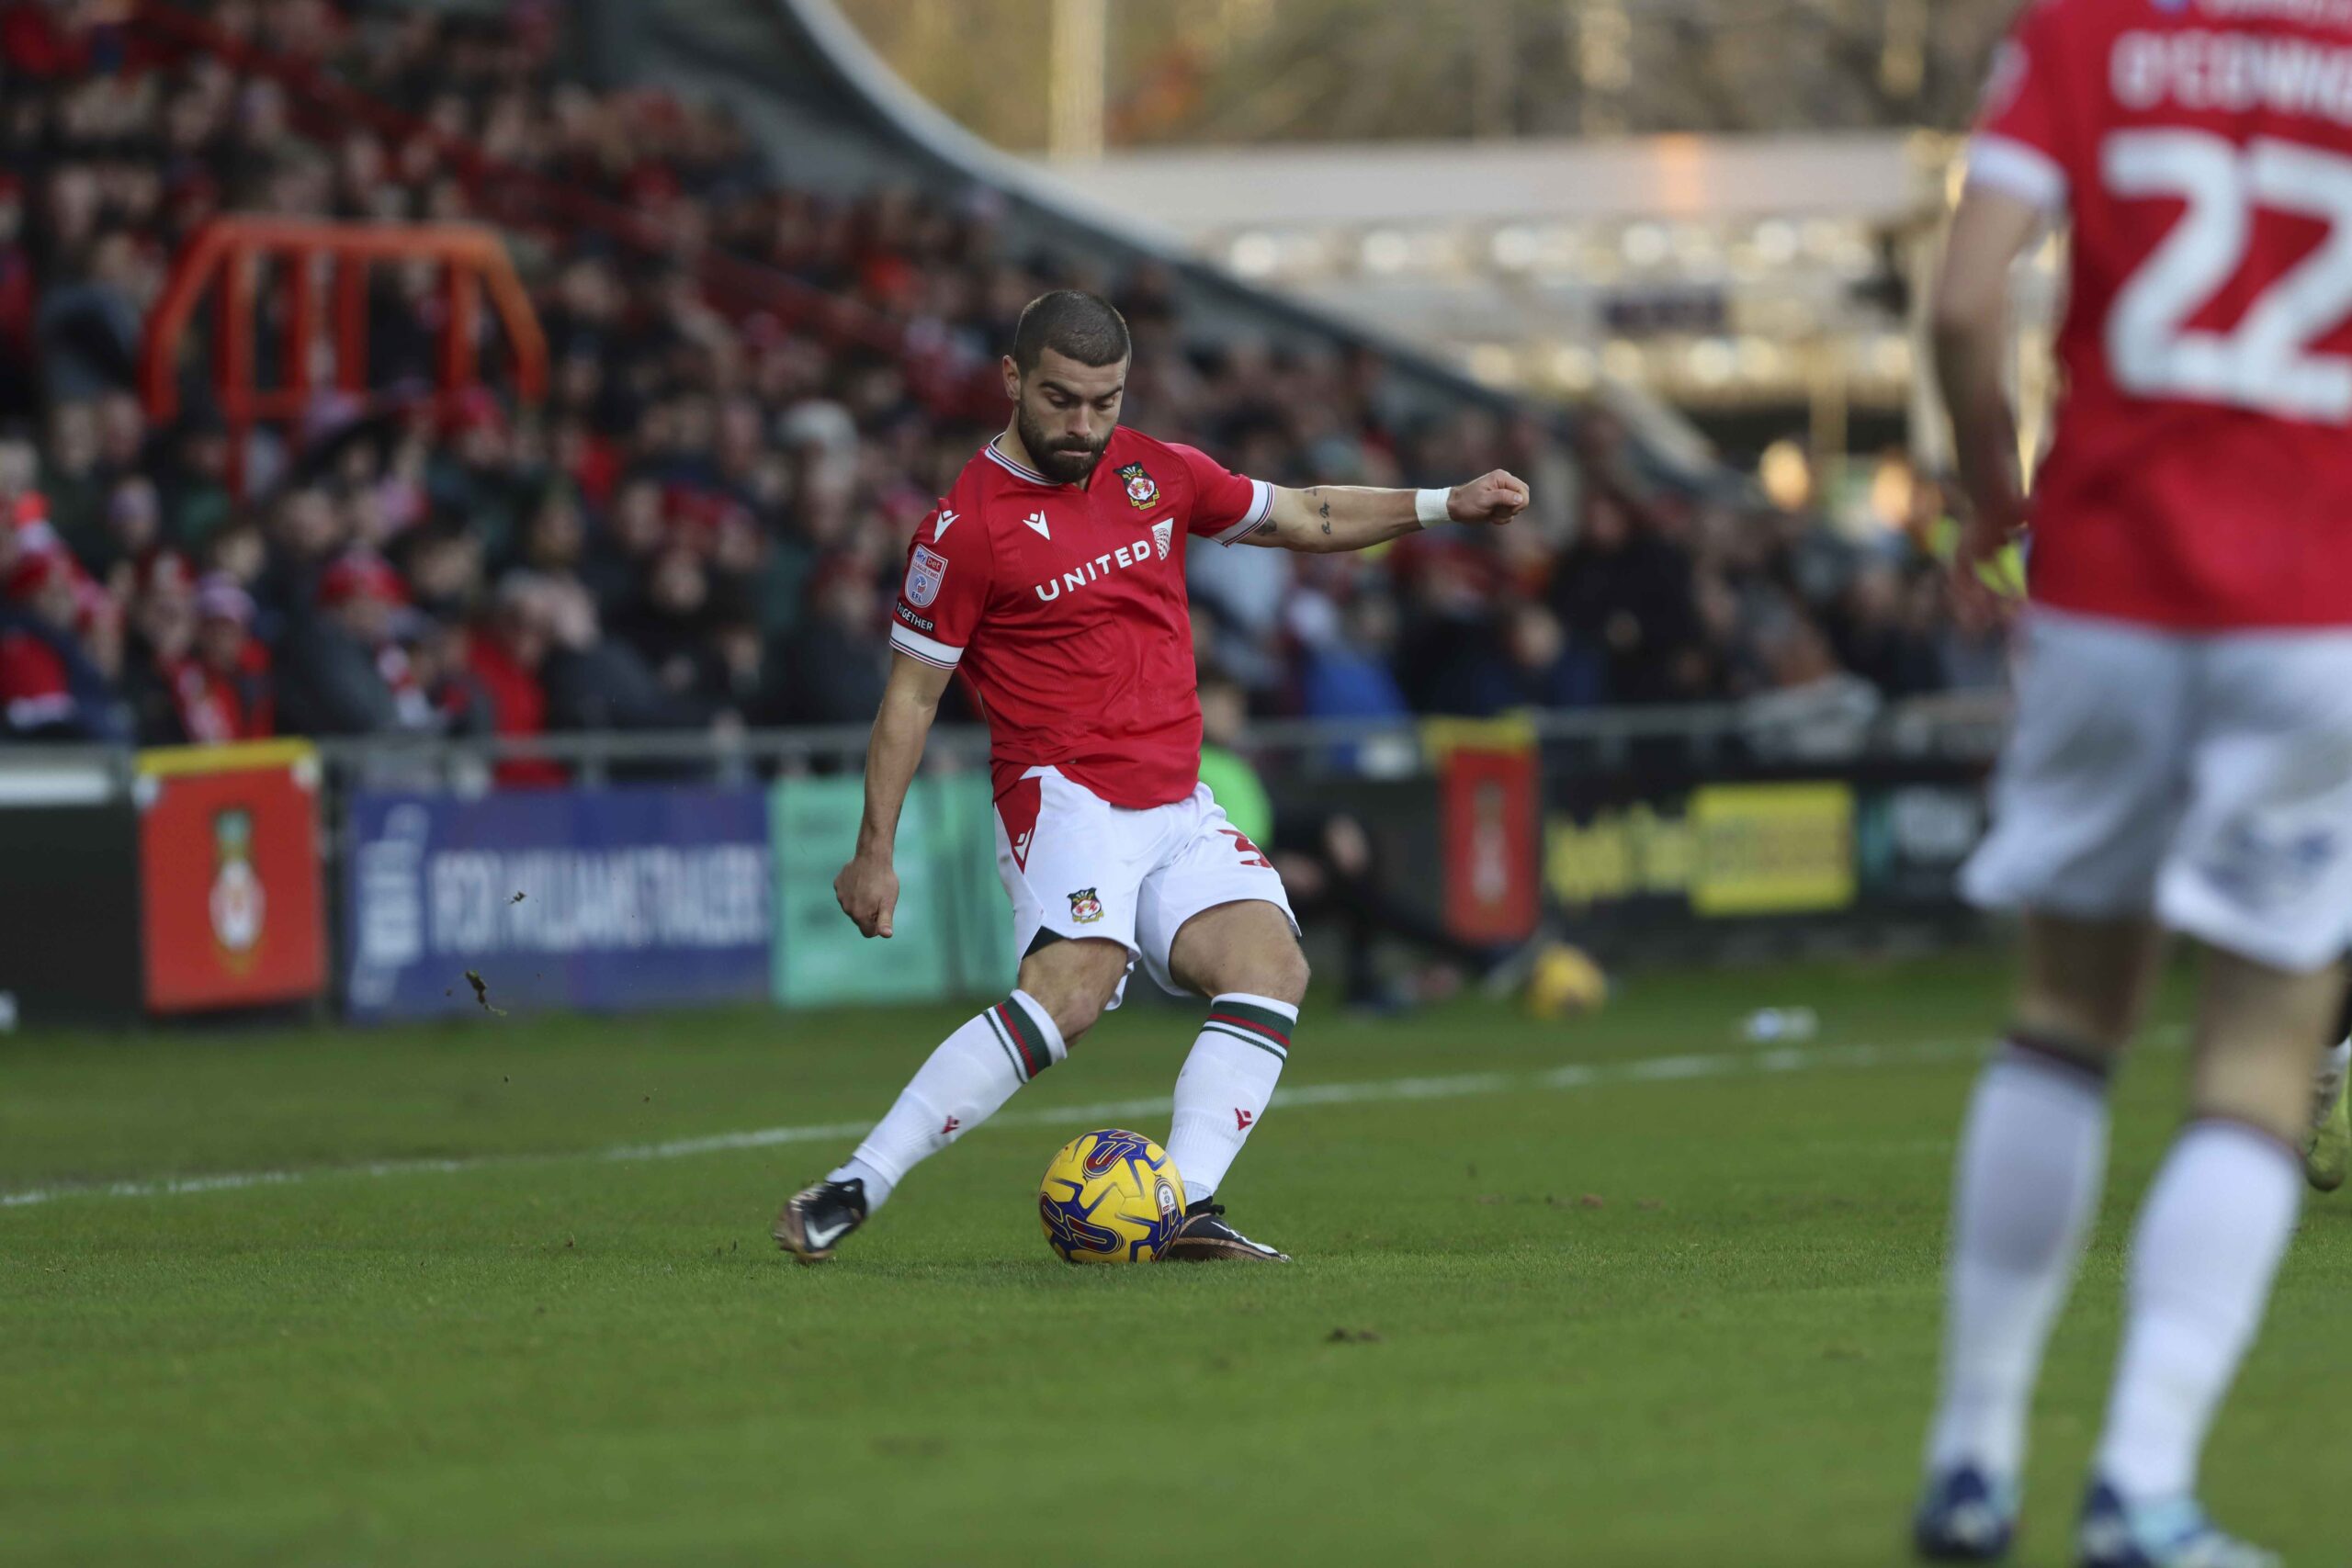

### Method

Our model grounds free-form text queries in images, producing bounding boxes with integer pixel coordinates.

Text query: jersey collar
[984,438,1077,488]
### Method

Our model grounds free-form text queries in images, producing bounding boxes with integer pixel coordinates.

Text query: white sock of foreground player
[1926,1042,2110,1483]
[829,992,1067,1211]
[2093,1120,2301,1501]
[1164,993,1295,1205]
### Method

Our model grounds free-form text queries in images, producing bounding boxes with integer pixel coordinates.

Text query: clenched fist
[1449,470,1532,525]
[834,852,899,939]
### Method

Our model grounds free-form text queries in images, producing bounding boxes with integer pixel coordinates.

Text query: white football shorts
[992,765,1297,1007]
[1962,607,2352,972]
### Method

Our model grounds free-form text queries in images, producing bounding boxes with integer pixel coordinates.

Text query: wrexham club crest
[209,807,265,969]
[1116,462,1159,511]
[1067,887,1104,924]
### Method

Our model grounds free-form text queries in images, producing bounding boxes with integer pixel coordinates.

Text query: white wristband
[1413,487,1452,526]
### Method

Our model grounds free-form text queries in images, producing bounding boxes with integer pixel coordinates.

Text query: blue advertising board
[344,788,772,1020]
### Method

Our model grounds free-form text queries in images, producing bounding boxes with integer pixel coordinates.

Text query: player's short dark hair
[1011,290,1130,375]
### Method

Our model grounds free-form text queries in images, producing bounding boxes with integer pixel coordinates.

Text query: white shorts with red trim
[992,766,1296,1007]
[1962,608,2352,973]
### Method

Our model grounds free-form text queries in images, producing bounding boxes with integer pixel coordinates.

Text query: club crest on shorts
[905,544,948,608]
[1117,462,1160,511]
[1151,517,1173,560]
[1067,887,1103,924]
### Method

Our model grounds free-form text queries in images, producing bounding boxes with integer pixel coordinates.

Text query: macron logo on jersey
[1023,511,1051,540]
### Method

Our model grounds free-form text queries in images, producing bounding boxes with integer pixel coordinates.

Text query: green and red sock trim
[1200,996,1294,1061]
[985,995,1057,1082]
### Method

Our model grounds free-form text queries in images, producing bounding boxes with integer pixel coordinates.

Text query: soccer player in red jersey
[1916,4,2352,1563]
[775,291,1529,1264]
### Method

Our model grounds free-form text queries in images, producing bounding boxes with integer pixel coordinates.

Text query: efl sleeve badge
[905,544,950,608]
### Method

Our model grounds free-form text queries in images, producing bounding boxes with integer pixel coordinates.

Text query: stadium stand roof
[570,0,1536,420]
[1046,133,1936,236]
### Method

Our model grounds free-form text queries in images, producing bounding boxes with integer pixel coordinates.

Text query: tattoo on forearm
[1306,487,1332,535]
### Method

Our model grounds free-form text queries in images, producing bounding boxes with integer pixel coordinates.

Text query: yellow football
[1038,1129,1186,1265]
[1525,941,1610,1020]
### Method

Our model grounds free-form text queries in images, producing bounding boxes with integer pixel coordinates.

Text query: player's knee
[1018,976,1109,1043]
[1017,944,1128,1045]
[2014,989,2136,1059]
[2188,949,2346,1143]
[1015,968,1114,1043]
[2188,1068,2311,1148]
[1042,987,1111,1044]
[1236,941,1310,1009]
[2016,914,2161,1054]
[2189,1031,2320,1145]
[1279,945,1311,1006]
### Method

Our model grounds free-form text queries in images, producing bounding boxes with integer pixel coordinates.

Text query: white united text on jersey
[1032,533,1170,602]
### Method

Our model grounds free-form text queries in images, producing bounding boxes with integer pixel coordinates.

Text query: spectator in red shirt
[163,575,273,744]
[1,550,78,733]
[1,547,125,739]
[468,573,563,788]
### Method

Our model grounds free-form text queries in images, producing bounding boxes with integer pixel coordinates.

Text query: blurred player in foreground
[774,291,1528,1264]
[1914,3,2352,1564]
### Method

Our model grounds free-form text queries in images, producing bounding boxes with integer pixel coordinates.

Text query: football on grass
[1038,1130,1186,1265]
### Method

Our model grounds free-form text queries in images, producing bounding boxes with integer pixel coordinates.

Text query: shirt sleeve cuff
[1212,479,1275,546]
[889,623,965,669]
[1967,133,2067,211]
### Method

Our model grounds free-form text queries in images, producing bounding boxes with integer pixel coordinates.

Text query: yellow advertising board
[1544,803,1694,906]
[1688,784,1856,917]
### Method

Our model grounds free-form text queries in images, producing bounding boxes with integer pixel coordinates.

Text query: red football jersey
[889,429,1272,808]
[1973,0,2352,629]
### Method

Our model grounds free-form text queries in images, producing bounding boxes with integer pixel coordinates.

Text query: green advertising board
[769,773,1013,1009]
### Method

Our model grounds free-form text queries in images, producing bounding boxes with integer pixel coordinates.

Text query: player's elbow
[1929,288,1999,360]
[1257,494,1323,554]
[1929,297,2006,402]
[1280,515,1345,555]
[882,656,955,717]
[869,684,943,754]
[881,683,944,729]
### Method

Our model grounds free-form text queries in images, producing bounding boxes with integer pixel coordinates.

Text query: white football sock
[2315,1036,2350,1128]
[2094,1120,2301,1502]
[1927,1044,2111,1483]
[828,991,1066,1212]
[1165,992,1295,1205]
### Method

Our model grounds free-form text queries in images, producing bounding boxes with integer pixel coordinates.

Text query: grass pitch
[3,953,2346,1567]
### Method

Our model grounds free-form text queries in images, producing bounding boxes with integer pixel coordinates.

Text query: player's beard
[1017,405,1114,486]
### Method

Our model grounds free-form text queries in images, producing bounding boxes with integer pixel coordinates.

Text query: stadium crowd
[0,0,2000,756]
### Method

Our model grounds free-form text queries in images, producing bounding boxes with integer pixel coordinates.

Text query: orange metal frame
[140,216,549,497]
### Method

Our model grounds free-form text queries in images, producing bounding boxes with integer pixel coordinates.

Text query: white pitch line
[0,1036,1985,1211]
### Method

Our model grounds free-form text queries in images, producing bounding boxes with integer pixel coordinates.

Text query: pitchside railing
[1,693,2010,795]
[0,695,2010,1027]
[313,692,2007,785]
